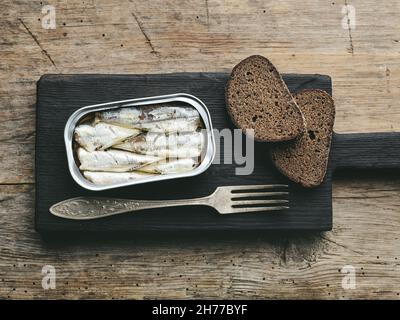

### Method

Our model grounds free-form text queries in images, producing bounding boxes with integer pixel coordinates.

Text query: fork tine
[230,184,288,192]
[232,199,288,206]
[230,206,289,213]
[231,191,288,199]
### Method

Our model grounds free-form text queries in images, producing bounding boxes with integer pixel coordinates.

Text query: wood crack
[130,12,158,56]
[0,132,35,143]
[320,235,362,255]
[18,19,59,71]
[344,0,354,55]
[205,0,210,30]
[0,182,34,186]
[279,239,289,265]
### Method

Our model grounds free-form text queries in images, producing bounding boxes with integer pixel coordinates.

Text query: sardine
[114,131,205,158]
[134,117,201,133]
[96,105,200,128]
[139,158,198,174]
[83,171,155,185]
[74,122,140,152]
[77,148,161,172]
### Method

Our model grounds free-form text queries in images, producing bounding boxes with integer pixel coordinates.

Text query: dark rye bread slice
[225,55,305,142]
[270,89,335,188]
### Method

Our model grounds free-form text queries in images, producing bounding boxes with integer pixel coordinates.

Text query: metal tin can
[64,93,216,191]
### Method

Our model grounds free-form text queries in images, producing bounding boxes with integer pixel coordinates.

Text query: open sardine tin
[65,93,216,191]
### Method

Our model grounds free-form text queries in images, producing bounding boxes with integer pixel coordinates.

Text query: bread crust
[270,89,335,188]
[225,55,305,142]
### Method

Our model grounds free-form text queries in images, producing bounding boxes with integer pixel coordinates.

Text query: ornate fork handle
[50,196,211,220]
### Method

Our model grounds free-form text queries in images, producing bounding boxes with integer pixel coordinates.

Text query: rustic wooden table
[1,0,399,299]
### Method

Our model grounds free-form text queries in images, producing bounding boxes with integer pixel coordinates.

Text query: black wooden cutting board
[35,73,400,234]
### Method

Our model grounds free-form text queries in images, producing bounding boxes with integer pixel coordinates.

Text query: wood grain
[333,132,400,169]
[1,176,399,299]
[0,0,399,299]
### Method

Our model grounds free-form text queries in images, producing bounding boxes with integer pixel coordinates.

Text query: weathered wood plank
[1,1,399,184]
[0,175,399,299]
[0,0,399,299]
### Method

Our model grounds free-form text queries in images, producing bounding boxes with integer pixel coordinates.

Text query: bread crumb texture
[270,89,335,187]
[226,55,305,142]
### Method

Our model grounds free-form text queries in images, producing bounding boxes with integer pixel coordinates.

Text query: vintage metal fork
[50,184,289,220]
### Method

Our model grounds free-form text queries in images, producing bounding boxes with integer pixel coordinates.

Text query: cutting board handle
[332,132,400,170]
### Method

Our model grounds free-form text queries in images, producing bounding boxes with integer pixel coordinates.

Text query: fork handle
[50,196,211,220]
